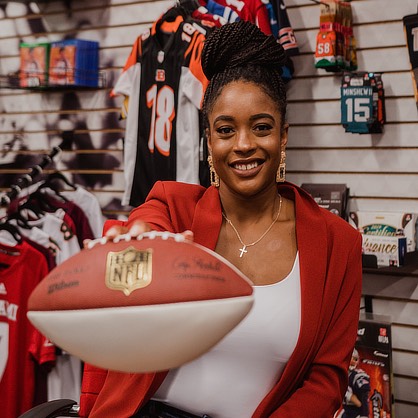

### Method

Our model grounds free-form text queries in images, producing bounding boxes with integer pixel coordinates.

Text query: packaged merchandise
[349,210,417,253]
[335,314,394,418]
[19,42,50,87]
[301,183,349,219]
[314,0,356,72]
[48,39,99,87]
[362,235,406,267]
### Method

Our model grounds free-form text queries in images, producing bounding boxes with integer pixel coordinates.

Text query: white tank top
[153,253,301,418]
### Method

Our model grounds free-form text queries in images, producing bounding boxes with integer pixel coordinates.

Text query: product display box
[362,234,407,267]
[349,210,417,253]
[19,42,50,87]
[301,183,349,219]
[48,39,99,87]
[335,314,394,418]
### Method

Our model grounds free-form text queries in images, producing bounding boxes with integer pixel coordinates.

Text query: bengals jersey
[112,9,211,207]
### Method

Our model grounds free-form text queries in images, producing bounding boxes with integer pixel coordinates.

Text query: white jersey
[62,186,104,238]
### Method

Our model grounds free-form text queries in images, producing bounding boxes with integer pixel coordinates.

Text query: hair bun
[201,21,287,80]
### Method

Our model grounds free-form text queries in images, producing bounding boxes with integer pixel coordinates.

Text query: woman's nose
[234,129,255,152]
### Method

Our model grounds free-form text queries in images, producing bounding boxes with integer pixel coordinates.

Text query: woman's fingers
[104,221,151,240]
[181,230,194,242]
[105,225,129,239]
[87,220,192,247]
[128,220,152,237]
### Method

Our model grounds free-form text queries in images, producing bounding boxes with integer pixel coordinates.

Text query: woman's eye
[216,126,234,135]
[254,124,272,132]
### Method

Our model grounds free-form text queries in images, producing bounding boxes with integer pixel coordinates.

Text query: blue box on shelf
[48,39,99,87]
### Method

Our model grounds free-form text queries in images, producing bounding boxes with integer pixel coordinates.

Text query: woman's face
[207,80,288,198]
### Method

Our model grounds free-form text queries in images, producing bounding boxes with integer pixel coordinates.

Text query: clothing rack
[0,134,73,208]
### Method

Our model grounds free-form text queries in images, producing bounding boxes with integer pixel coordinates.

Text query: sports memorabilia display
[19,42,50,87]
[349,211,417,266]
[335,314,394,418]
[48,40,99,87]
[19,39,99,88]
[111,9,212,207]
[340,72,386,134]
[314,0,357,72]
[301,183,349,219]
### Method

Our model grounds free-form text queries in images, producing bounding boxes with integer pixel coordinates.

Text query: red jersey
[0,240,50,418]
[208,0,272,35]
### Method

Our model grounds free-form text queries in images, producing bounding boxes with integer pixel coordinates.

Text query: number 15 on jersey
[340,86,374,134]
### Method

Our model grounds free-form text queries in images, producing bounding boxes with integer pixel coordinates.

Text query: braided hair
[201,21,288,132]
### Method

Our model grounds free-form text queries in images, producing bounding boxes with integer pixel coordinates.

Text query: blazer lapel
[191,186,222,250]
[266,183,329,402]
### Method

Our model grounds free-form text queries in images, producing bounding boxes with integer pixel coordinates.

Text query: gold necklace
[222,194,283,258]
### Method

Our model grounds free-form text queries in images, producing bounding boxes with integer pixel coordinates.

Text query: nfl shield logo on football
[155,69,165,82]
[105,247,153,296]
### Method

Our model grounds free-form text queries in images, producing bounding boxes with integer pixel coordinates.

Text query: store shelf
[0,70,106,91]
[362,251,418,277]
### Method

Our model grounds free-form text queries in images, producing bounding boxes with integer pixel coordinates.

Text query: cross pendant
[239,245,247,258]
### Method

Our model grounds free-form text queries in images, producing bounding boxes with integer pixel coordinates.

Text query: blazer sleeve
[79,182,202,417]
[270,233,363,417]
[127,181,204,232]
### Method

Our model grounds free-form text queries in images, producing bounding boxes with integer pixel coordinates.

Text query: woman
[80,21,362,418]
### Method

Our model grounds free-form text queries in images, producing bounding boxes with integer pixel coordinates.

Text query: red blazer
[80,181,362,418]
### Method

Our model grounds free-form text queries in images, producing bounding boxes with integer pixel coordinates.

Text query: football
[27,231,254,373]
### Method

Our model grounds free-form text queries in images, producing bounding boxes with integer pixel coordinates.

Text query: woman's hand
[105,220,151,239]
[83,220,194,249]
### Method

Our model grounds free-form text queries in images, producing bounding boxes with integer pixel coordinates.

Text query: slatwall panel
[286,1,418,416]
[0,0,417,416]
[286,0,418,212]
[0,0,174,218]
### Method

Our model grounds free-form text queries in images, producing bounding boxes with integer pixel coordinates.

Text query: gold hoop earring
[208,155,220,187]
[276,151,286,183]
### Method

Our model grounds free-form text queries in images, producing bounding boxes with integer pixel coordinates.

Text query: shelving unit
[0,70,107,91]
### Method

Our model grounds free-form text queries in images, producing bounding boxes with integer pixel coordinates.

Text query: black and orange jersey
[112,9,211,206]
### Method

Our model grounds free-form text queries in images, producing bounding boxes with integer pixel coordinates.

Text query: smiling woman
[207,81,287,197]
[79,21,363,418]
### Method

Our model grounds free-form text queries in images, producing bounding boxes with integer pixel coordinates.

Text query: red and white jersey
[0,240,49,418]
[209,0,272,35]
[112,10,210,206]
[62,187,105,239]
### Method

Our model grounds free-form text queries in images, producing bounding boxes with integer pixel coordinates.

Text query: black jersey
[403,13,418,108]
[112,9,211,206]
